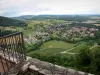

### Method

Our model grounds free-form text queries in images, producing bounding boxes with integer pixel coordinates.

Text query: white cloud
[0,0,100,17]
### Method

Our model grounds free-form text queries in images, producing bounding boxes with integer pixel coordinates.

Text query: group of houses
[63,26,98,38]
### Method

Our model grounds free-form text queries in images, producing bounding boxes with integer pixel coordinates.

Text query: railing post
[20,32,26,60]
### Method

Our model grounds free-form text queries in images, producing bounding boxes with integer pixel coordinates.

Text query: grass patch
[40,40,75,50]
[68,42,87,53]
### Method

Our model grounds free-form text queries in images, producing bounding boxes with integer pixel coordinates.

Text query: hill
[0,16,27,27]
[12,15,90,21]
[13,15,35,20]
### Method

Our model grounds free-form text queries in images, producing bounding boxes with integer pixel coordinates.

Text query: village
[24,23,99,44]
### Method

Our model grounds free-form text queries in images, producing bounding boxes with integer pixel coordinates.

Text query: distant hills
[13,15,35,20]
[12,15,90,21]
[0,16,27,27]
[1,15,100,27]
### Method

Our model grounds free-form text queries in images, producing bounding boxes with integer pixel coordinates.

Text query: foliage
[27,52,75,68]
[69,23,99,28]
[97,39,100,45]
[25,41,43,53]
[76,46,100,75]
[0,16,27,27]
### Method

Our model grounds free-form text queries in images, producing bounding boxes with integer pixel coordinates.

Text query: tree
[75,46,91,72]
[90,47,100,75]
[76,46,100,75]
[97,39,100,46]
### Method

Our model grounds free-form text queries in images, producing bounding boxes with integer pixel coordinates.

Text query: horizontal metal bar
[0,31,22,38]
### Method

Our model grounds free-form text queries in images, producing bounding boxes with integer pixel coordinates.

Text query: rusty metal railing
[0,30,26,75]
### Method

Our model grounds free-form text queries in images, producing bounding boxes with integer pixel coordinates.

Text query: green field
[27,40,76,56]
[27,40,83,69]
[67,42,87,53]
[40,40,75,50]
[27,40,91,59]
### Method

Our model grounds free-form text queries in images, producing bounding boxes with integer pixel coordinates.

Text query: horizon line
[1,14,100,18]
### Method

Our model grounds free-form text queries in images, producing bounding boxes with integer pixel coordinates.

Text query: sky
[0,0,100,17]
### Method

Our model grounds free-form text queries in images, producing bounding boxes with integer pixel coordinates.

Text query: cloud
[0,0,100,17]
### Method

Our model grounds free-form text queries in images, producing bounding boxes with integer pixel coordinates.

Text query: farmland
[27,40,75,55]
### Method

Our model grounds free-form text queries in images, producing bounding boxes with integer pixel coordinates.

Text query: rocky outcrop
[18,57,94,75]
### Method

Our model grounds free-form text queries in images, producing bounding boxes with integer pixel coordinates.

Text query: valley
[0,15,100,74]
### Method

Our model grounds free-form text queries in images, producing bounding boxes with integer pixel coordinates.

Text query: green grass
[40,40,75,50]
[27,48,66,56]
[68,42,87,53]
[26,40,76,69]
[27,41,89,56]
[23,30,36,37]
[27,40,75,56]
[15,27,36,37]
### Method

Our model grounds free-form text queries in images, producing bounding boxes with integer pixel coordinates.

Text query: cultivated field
[27,40,88,56]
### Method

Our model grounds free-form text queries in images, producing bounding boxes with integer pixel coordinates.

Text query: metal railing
[0,30,26,75]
